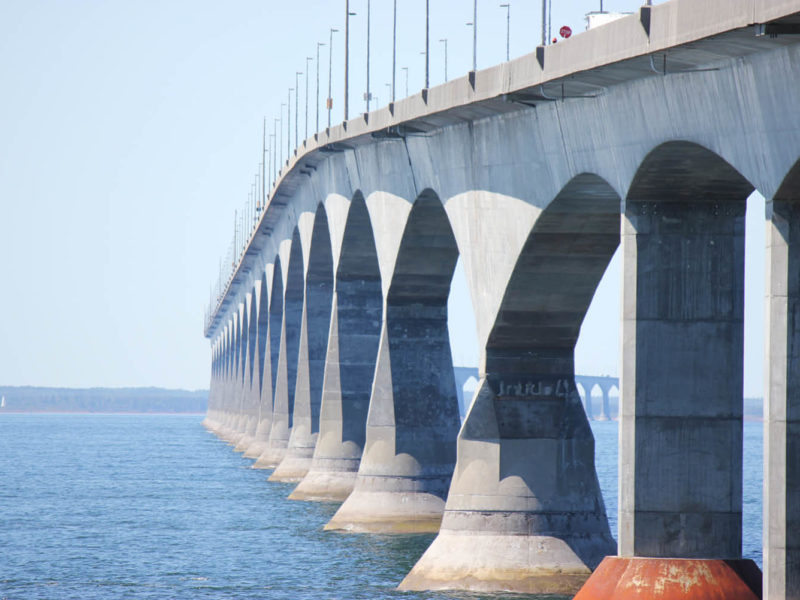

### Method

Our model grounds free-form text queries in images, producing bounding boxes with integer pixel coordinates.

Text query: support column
[325,302,461,532]
[401,350,615,594]
[290,279,382,501]
[599,385,610,421]
[577,198,760,598]
[764,199,800,600]
[255,319,291,468]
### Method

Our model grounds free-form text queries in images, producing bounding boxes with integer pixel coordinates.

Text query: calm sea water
[0,415,763,600]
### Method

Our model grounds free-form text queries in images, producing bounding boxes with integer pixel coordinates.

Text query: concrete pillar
[243,276,275,459]
[325,304,461,532]
[254,260,285,469]
[599,385,610,421]
[764,197,800,600]
[235,295,261,452]
[273,209,334,482]
[291,197,383,502]
[402,175,618,594]
[258,237,304,469]
[618,199,745,559]
[290,282,382,501]
[325,193,461,532]
[584,383,595,420]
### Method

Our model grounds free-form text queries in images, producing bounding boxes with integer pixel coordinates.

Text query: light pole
[345,1,356,121]
[287,88,293,160]
[366,0,371,113]
[440,38,448,82]
[328,28,338,128]
[270,129,277,185]
[425,0,430,89]
[402,66,408,97]
[392,0,396,102]
[261,118,266,206]
[316,42,325,133]
[279,104,285,167]
[541,0,546,46]
[295,72,302,150]
[305,57,312,140]
[500,3,510,61]
[472,0,477,71]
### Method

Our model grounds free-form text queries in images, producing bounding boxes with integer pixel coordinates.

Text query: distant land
[0,386,208,414]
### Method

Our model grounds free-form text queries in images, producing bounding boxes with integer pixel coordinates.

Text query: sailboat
[1,396,5,408]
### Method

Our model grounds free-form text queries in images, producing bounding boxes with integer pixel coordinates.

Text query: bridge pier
[402,176,618,594]
[324,193,461,532]
[272,209,334,482]
[243,278,274,459]
[577,145,758,598]
[764,189,800,600]
[291,196,383,502]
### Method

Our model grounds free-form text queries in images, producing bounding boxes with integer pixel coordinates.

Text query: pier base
[574,557,762,599]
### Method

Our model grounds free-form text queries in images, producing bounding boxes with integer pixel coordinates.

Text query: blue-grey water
[0,415,763,599]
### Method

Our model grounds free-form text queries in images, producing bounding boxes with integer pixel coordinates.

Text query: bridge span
[202,1,800,597]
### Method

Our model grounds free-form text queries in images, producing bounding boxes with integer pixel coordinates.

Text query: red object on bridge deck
[560,25,572,38]
[573,557,762,599]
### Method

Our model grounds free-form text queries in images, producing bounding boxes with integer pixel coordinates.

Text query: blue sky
[0,0,765,395]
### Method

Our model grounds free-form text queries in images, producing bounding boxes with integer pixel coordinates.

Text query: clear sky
[0,0,764,396]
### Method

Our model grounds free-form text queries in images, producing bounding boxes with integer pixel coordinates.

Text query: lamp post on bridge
[279,104,285,169]
[439,38,448,82]
[328,28,338,128]
[345,1,356,121]
[305,57,312,140]
[500,3,510,61]
[425,0,430,89]
[365,0,371,113]
[402,66,408,97]
[316,41,325,134]
[295,72,302,151]
[391,0,396,102]
[287,88,293,161]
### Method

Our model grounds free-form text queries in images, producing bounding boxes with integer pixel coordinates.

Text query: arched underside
[247,290,258,388]
[290,193,382,501]
[619,141,754,560]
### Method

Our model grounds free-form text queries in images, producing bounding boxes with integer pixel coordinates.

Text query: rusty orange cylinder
[573,556,762,599]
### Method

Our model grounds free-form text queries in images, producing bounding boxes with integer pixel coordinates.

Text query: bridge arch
[256,272,269,397]
[284,227,305,428]
[247,287,258,388]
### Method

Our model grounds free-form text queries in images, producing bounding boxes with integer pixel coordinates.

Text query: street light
[316,42,325,133]
[472,0,477,71]
[401,66,409,97]
[287,88,293,160]
[345,2,357,121]
[366,0,371,113]
[305,57,312,140]
[440,38,448,82]
[279,104,285,167]
[295,71,302,150]
[328,28,338,128]
[392,0,397,102]
[425,0,430,89]
[500,3,510,61]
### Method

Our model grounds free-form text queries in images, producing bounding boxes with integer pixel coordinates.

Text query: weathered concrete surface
[243,274,274,459]
[619,145,751,559]
[764,164,800,600]
[573,557,762,600]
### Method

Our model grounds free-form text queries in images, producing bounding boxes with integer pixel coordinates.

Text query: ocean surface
[0,414,763,599]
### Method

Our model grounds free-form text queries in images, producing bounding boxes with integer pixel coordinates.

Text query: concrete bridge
[202,1,800,597]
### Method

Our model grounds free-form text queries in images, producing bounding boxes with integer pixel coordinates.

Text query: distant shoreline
[0,386,208,414]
